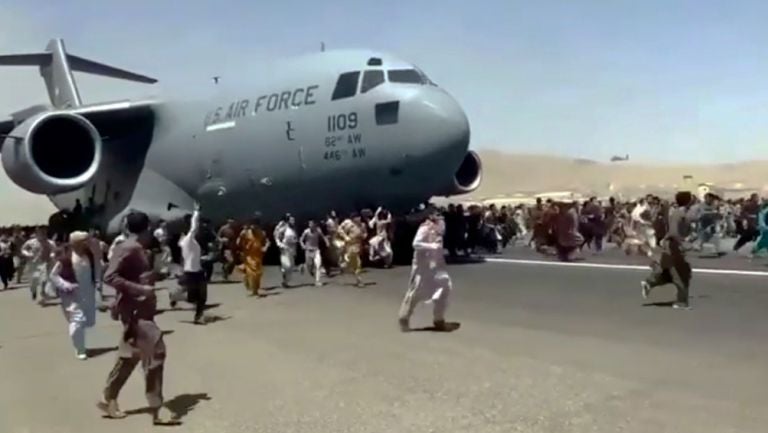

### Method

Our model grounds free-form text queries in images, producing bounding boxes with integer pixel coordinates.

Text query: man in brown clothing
[642,192,694,309]
[97,211,178,425]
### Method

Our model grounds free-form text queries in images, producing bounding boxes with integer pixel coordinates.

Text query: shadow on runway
[338,281,378,288]
[180,315,232,326]
[209,279,241,285]
[157,303,222,315]
[410,322,461,333]
[118,393,212,424]
[697,252,728,259]
[40,300,61,308]
[248,291,281,298]
[164,392,212,420]
[642,301,675,307]
[0,283,28,292]
[86,346,118,358]
[282,283,317,290]
[161,330,175,337]
[446,256,486,265]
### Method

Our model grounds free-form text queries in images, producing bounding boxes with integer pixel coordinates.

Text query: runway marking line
[485,258,768,277]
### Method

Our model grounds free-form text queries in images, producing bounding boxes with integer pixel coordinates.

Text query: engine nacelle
[441,150,482,196]
[1,111,102,195]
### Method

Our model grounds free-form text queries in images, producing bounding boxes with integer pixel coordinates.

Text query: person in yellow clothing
[338,213,367,287]
[236,215,270,296]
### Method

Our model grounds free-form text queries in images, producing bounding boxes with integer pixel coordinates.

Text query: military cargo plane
[0,39,480,232]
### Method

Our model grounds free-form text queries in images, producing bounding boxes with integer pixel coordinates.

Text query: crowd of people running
[1,191,765,424]
[2,192,767,296]
[442,192,768,261]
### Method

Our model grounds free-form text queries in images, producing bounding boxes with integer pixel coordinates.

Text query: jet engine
[443,150,482,195]
[1,111,102,195]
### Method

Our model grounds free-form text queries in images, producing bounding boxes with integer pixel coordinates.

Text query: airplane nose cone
[412,89,470,161]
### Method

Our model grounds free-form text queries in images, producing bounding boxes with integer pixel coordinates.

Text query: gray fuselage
[50,50,472,231]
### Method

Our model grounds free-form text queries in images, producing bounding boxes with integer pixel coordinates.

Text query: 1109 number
[327,112,358,132]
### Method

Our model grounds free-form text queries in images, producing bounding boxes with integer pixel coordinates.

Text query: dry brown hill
[470,149,768,200]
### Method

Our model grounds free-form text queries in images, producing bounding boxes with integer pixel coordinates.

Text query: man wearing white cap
[49,231,101,359]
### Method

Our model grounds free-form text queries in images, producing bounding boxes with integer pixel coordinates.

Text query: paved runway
[1,249,767,432]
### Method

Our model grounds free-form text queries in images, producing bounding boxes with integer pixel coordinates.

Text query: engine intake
[443,150,482,195]
[1,112,101,195]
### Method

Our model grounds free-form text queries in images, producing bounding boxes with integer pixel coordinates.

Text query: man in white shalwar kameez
[368,207,394,268]
[274,215,298,287]
[21,227,55,304]
[300,220,327,287]
[49,231,101,360]
[398,210,453,332]
[631,199,656,253]
[153,221,172,275]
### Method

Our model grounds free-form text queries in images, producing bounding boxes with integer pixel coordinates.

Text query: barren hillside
[470,149,768,199]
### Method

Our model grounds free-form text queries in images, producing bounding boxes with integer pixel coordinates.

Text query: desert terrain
[469,150,768,201]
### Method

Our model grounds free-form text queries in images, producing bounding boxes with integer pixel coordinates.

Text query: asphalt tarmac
[0,244,766,432]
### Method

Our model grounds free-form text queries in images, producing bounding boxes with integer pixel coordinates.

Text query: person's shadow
[410,322,461,332]
[123,393,212,424]
[165,393,212,420]
[86,346,118,358]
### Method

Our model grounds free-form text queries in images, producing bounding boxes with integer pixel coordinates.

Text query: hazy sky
[2,0,768,163]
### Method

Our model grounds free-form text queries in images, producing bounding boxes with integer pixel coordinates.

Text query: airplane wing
[0,99,157,151]
[66,99,158,138]
[0,119,13,136]
[0,119,17,152]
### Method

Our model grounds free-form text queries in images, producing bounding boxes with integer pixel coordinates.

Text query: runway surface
[1,248,767,432]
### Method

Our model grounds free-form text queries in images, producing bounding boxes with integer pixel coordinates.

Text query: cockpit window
[387,69,425,84]
[332,71,360,100]
[416,68,437,86]
[361,70,385,93]
[367,57,383,66]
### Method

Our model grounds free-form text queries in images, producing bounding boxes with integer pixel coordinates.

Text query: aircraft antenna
[321,42,325,52]
[212,76,221,85]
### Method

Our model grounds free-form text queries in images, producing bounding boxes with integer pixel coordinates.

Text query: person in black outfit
[642,191,694,309]
[734,193,760,251]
